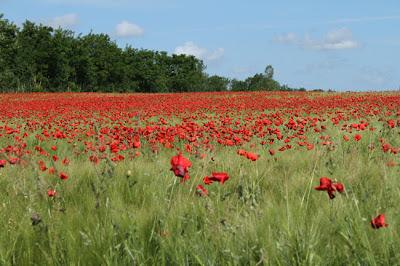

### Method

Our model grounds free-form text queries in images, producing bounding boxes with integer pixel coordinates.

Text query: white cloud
[175,42,206,58]
[47,13,79,28]
[174,41,224,61]
[319,28,358,49]
[273,32,297,44]
[274,28,359,50]
[115,21,144,37]
[207,48,225,61]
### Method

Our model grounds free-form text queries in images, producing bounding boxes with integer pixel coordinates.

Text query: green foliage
[0,14,289,93]
[0,15,213,93]
[206,75,230,91]
[0,14,290,92]
[0,14,18,90]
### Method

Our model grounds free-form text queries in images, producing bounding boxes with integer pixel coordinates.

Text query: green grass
[0,124,399,265]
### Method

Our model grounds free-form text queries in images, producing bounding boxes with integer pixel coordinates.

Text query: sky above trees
[1,0,400,90]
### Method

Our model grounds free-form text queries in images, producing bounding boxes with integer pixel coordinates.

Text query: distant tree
[0,14,18,90]
[0,15,286,93]
[48,29,76,91]
[245,70,280,91]
[206,75,229,91]
[168,54,207,92]
[230,79,248,91]
[15,21,54,91]
[264,65,274,79]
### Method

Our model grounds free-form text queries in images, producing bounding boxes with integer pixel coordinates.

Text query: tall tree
[0,15,284,93]
[206,75,229,91]
[264,65,274,79]
[0,14,18,90]
[48,29,75,91]
[15,21,53,91]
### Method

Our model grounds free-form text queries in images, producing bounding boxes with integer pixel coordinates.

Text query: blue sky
[1,0,400,90]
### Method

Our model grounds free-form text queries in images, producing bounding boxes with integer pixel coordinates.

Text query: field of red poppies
[0,91,399,265]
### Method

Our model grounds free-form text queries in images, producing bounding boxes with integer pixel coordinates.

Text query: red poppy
[388,120,395,128]
[269,149,275,156]
[246,152,259,161]
[62,157,70,165]
[371,214,388,229]
[333,182,345,193]
[133,135,141,148]
[170,153,192,181]
[51,145,57,151]
[89,155,99,164]
[314,177,343,199]
[0,159,6,168]
[204,172,230,185]
[38,160,47,171]
[47,189,56,197]
[48,167,55,174]
[386,160,397,167]
[315,177,332,190]
[237,149,247,156]
[203,176,213,185]
[8,158,19,165]
[60,172,68,180]
[196,185,208,196]
[354,134,362,141]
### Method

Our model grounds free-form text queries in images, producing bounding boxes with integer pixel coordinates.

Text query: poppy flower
[382,143,391,153]
[237,149,247,156]
[246,152,259,161]
[48,167,55,174]
[386,161,396,167]
[196,185,208,196]
[62,157,70,165]
[388,120,395,128]
[354,134,362,141]
[133,135,141,148]
[89,155,99,164]
[315,177,335,199]
[333,182,345,193]
[39,162,47,171]
[203,176,213,185]
[60,172,68,180]
[51,146,57,151]
[371,214,388,229]
[203,172,230,185]
[314,177,344,199]
[269,149,275,156]
[170,153,192,181]
[47,189,56,197]
[8,158,19,165]
[0,159,6,168]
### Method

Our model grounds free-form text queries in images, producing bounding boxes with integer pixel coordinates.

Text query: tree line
[0,14,303,93]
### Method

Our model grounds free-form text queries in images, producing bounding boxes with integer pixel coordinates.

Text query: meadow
[0,91,399,265]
